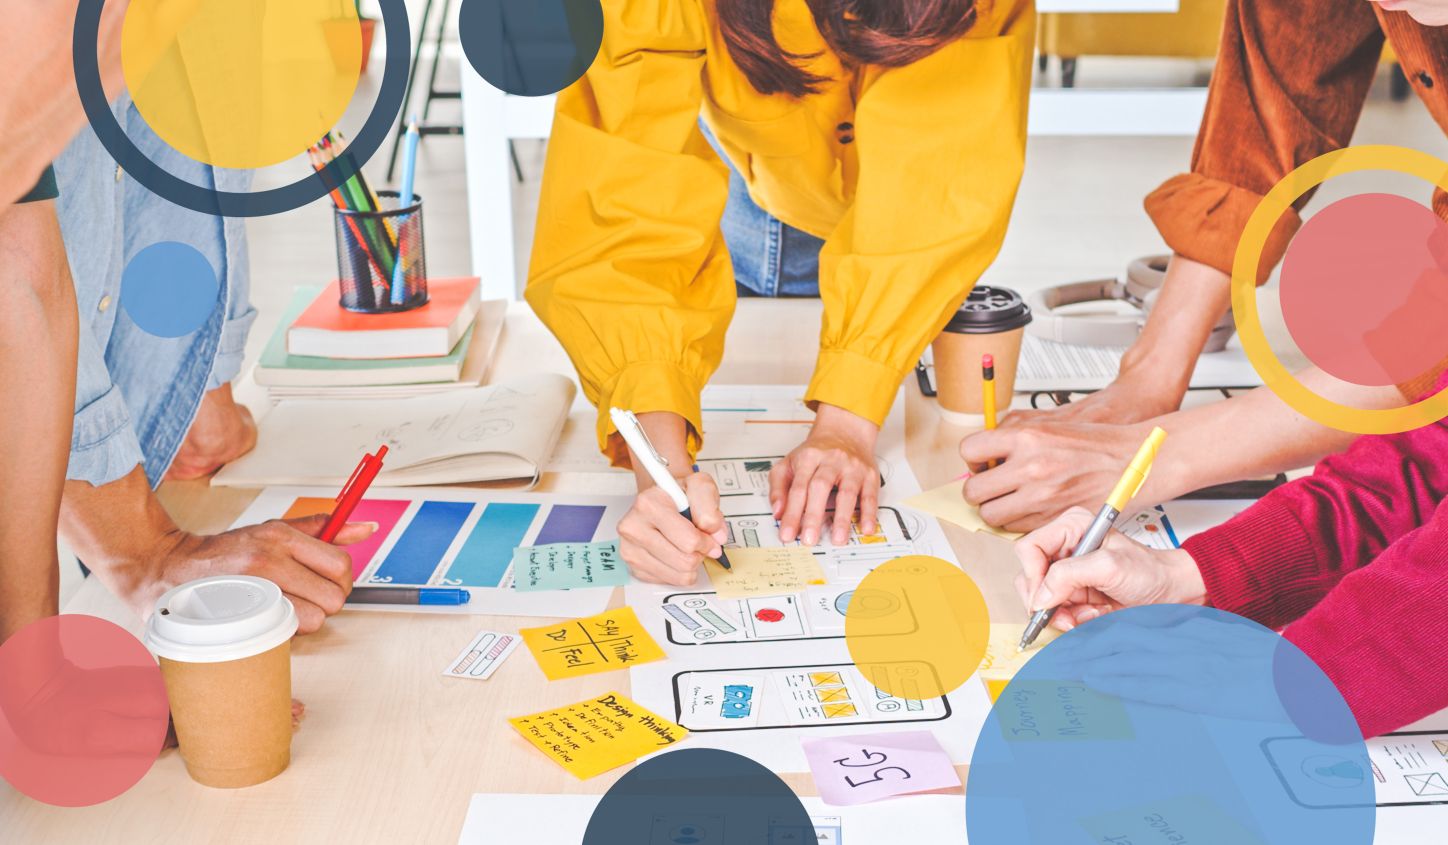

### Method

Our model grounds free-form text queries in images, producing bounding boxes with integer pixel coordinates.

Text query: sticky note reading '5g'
[802,730,961,806]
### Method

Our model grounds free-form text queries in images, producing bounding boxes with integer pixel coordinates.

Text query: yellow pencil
[983,354,998,468]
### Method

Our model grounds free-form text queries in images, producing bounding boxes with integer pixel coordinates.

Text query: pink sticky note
[802,730,961,806]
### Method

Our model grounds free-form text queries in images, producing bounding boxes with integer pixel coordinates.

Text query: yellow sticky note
[509,691,688,779]
[977,622,1060,692]
[519,607,666,680]
[905,482,1023,540]
[706,546,827,599]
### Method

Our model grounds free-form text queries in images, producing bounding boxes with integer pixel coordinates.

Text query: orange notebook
[287,277,481,359]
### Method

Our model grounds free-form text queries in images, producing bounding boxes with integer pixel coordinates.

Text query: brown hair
[717,0,979,98]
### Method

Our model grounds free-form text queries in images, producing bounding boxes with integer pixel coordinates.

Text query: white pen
[609,407,731,570]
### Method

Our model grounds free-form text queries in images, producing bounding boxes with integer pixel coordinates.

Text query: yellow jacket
[527,0,1035,464]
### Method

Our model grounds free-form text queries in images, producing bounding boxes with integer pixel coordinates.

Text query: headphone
[1025,255,1236,352]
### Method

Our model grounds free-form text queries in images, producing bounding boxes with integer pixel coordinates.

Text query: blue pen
[390,116,421,305]
[348,586,469,606]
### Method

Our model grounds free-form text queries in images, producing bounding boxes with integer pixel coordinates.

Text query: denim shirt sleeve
[206,167,256,391]
[57,109,146,486]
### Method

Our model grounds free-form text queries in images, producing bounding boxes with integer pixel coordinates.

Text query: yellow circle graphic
[844,555,989,701]
[1234,145,1448,433]
[122,0,363,169]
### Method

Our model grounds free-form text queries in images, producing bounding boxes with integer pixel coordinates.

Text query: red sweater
[1182,389,1448,738]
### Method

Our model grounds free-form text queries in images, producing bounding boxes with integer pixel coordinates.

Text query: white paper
[217,375,575,488]
[228,485,631,618]
[455,794,965,844]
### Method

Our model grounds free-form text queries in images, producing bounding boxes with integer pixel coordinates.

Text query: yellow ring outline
[1233,144,1448,434]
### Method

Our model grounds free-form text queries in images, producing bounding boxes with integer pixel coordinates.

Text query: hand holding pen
[610,409,732,587]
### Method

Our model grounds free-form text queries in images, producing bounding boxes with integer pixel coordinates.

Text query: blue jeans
[706,124,824,298]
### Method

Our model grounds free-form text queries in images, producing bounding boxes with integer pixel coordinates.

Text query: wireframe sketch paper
[214,374,575,488]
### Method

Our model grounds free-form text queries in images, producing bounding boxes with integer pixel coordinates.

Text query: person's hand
[0,660,170,758]
[166,384,257,480]
[998,368,1186,429]
[960,421,1156,532]
[770,403,880,546]
[137,515,376,634]
[1014,506,1206,632]
[617,473,726,587]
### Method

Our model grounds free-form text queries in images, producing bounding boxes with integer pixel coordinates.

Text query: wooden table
[1,301,1019,843]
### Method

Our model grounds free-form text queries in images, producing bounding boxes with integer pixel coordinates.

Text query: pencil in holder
[333,190,428,313]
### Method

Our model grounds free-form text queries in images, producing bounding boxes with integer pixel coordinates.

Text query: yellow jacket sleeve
[810,4,1035,425]
[526,0,734,467]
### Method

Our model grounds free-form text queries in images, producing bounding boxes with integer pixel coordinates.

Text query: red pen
[320,445,388,543]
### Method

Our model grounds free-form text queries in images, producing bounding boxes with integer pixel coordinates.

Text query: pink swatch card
[802,730,961,806]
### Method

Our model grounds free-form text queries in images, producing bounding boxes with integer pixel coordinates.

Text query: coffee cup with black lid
[932,285,1032,426]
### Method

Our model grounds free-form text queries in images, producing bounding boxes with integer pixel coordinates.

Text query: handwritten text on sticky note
[706,545,826,599]
[509,691,688,779]
[519,606,666,680]
[513,540,628,592]
[802,730,961,806]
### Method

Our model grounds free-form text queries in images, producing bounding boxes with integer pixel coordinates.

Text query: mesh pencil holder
[334,190,428,313]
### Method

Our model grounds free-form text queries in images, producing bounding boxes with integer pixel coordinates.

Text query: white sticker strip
[443,630,520,681]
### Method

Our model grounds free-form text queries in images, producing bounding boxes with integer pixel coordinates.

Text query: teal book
[255,287,474,387]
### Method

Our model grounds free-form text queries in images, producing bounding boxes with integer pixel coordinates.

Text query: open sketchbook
[213,374,575,488]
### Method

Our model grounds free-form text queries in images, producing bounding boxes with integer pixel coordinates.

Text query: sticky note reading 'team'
[519,606,666,680]
[705,546,826,599]
[509,691,689,779]
[512,540,629,592]
[905,482,1022,540]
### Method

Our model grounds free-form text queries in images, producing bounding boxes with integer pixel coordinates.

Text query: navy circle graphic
[966,604,1374,844]
[584,748,813,845]
[72,0,410,218]
[459,0,604,97]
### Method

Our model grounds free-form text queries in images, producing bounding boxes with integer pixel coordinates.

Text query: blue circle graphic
[71,0,411,217]
[584,748,813,844]
[459,0,604,97]
[966,605,1374,844]
[120,242,219,338]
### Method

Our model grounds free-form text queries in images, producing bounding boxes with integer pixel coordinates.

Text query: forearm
[1116,256,1232,405]
[1139,367,1402,504]
[626,411,694,491]
[0,202,77,641]
[59,465,185,614]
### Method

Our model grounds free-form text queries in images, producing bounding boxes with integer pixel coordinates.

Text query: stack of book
[254,277,506,402]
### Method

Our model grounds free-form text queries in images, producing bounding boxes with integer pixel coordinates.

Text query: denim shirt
[55,96,254,488]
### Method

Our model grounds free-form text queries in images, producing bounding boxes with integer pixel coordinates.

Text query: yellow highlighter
[1018,426,1168,650]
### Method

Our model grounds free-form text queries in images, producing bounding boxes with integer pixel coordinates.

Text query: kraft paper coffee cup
[144,575,299,788]
[933,286,1032,426]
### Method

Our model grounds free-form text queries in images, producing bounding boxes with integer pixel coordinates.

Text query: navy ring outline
[73,0,411,218]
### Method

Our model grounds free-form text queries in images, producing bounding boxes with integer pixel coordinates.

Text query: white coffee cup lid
[144,575,299,663]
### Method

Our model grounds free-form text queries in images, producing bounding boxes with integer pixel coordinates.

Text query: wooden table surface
[1,301,1021,844]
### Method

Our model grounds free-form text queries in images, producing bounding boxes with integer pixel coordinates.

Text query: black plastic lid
[942,285,1032,334]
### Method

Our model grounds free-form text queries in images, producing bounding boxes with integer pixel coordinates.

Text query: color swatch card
[705,545,827,599]
[802,731,961,806]
[519,607,666,680]
[509,691,689,779]
[442,630,520,681]
[513,540,628,592]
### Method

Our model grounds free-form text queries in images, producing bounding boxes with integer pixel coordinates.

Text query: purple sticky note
[802,730,961,806]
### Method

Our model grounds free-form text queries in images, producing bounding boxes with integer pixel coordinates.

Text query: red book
[287,277,481,359]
